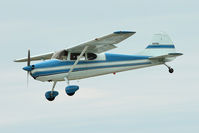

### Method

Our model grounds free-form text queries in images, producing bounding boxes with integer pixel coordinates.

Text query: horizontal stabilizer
[149,53,183,61]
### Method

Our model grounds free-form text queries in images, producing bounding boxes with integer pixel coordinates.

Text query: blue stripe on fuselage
[30,53,151,78]
[33,53,150,69]
[105,53,149,61]
[31,62,151,78]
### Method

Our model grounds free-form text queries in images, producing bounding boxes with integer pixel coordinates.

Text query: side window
[70,53,86,60]
[70,53,78,60]
[70,53,97,60]
[87,53,97,60]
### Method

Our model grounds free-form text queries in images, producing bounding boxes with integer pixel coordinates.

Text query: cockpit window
[70,53,83,60]
[52,51,97,61]
[52,50,68,60]
[70,53,97,60]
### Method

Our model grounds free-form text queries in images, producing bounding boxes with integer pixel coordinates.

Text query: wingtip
[13,59,24,62]
[114,31,136,34]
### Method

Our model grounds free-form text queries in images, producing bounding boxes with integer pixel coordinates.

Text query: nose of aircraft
[23,65,33,71]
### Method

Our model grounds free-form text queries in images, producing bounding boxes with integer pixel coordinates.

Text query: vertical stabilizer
[139,32,176,56]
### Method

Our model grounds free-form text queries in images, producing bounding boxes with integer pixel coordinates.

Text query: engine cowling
[65,85,79,96]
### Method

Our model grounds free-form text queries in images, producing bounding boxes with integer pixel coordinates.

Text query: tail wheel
[164,64,174,74]
[169,68,174,73]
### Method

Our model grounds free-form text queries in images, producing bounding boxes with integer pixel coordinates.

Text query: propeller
[27,49,30,87]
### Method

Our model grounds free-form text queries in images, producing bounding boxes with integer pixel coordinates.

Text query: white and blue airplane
[14,31,182,101]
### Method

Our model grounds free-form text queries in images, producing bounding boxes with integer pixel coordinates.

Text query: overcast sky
[0,0,199,133]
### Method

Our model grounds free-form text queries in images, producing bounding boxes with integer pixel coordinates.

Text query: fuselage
[28,53,162,82]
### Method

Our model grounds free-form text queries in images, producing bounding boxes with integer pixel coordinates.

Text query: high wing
[67,31,135,53]
[14,31,135,62]
[14,52,54,62]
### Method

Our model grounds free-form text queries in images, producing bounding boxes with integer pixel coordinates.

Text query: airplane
[14,31,183,101]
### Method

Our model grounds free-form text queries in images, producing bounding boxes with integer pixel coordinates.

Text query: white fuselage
[30,53,162,82]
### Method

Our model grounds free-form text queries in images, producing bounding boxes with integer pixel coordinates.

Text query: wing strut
[67,46,89,78]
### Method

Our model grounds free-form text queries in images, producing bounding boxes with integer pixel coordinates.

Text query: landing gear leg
[64,77,70,85]
[45,81,59,101]
[164,63,174,73]
[51,81,57,95]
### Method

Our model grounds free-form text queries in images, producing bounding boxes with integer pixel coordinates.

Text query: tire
[47,97,55,101]
[67,92,75,96]
[169,68,174,73]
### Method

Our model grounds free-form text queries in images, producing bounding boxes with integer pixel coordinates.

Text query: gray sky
[0,0,199,133]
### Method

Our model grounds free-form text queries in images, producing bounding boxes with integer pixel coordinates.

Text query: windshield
[51,50,68,60]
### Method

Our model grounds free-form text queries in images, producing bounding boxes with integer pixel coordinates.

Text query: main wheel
[169,68,174,73]
[45,91,59,101]
[65,85,79,96]
[67,92,75,96]
[47,97,55,101]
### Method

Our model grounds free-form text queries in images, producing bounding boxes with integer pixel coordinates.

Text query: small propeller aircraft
[14,31,182,101]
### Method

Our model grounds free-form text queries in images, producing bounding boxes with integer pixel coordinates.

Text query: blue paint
[146,45,175,49]
[45,91,59,99]
[105,53,149,62]
[65,85,79,95]
[34,59,105,69]
[114,31,136,34]
[31,62,151,78]
[23,66,32,71]
[32,54,150,69]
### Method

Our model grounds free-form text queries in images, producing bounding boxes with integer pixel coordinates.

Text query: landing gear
[45,81,59,101]
[67,92,75,96]
[64,77,79,96]
[45,92,55,101]
[65,85,79,96]
[45,91,59,101]
[164,63,174,73]
[47,97,55,101]
[169,68,174,73]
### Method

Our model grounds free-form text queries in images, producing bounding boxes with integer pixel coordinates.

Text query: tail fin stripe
[146,45,175,49]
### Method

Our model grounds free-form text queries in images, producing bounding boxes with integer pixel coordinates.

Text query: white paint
[35,59,161,82]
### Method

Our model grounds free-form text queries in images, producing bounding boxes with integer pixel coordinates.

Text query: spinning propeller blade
[27,49,30,66]
[27,70,30,87]
[27,49,30,87]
